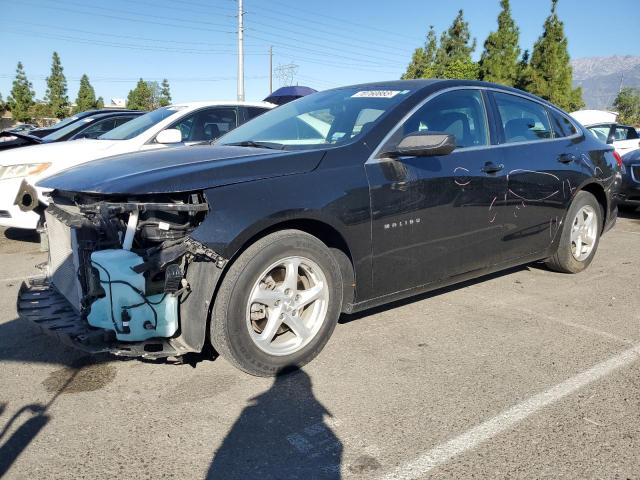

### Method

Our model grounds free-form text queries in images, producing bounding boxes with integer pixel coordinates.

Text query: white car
[571,109,640,156]
[0,101,274,230]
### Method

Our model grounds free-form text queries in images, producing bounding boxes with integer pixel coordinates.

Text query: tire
[211,229,343,376]
[545,191,602,274]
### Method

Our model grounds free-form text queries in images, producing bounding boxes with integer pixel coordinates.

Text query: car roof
[332,79,561,109]
[170,100,276,109]
[79,111,145,120]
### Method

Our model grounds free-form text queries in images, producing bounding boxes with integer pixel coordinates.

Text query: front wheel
[211,230,343,376]
[545,191,602,273]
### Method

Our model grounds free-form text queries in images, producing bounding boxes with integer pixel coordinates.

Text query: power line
[0,73,267,83]
[245,8,414,57]
[126,0,236,17]
[247,28,406,67]
[17,0,236,34]
[10,20,244,48]
[46,0,234,30]
[251,36,400,73]
[260,0,420,42]
[1,29,269,56]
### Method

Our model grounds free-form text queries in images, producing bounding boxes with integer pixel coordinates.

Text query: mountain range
[571,56,640,110]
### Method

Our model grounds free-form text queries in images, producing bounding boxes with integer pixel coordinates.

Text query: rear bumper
[18,277,185,359]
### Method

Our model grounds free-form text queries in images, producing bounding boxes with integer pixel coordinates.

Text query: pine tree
[96,97,105,109]
[147,81,161,109]
[159,78,172,106]
[613,88,640,126]
[126,79,153,110]
[515,50,533,91]
[402,27,437,79]
[45,52,69,118]
[479,0,520,86]
[74,74,98,113]
[7,62,35,122]
[528,0,583,110]
[435,10,478,79]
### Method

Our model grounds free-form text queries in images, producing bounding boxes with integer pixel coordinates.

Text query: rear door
[488,91,583,261]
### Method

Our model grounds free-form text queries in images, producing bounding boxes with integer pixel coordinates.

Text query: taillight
[613,151,624,170]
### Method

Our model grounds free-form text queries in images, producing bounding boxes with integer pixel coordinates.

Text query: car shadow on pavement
[618,207,640,222]
[0,316,96,367]
[2,228,40,243]
[207,368,342,480]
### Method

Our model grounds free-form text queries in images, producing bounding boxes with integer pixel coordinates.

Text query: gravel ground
[0,211,639,479]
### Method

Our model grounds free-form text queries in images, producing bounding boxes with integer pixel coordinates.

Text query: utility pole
[237,0,244,101]
[269,46,273,94]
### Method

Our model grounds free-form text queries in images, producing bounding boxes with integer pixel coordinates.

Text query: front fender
[189,163,373,296]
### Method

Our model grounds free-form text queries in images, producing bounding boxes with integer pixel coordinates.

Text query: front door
[366,88,507,298]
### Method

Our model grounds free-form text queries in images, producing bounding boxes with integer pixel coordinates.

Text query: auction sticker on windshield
[351,90,402,98]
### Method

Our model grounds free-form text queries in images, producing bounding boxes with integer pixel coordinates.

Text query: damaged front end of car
[18,190,226,358]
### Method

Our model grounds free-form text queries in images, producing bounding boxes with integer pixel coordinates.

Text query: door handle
[481,162,504,174]
[558,153,576,164]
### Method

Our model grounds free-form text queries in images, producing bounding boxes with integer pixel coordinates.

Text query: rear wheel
[211,230,343,376]
[545,191,602,273]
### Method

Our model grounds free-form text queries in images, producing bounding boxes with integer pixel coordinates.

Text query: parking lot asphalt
[0,212,639,480]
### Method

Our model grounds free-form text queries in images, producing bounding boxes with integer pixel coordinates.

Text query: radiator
[45,210,83,312]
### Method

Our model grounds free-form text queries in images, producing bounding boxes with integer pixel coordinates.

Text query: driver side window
[167,108,239,142]
[384,89,489,152]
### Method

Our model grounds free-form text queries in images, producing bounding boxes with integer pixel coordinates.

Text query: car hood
[0,138,123,167]
[0,131,42,145]
[39,144,325,194]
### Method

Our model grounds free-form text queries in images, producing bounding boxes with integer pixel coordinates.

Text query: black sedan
[619,149,640,210]
[0,110,144,151]
[27,108,138,138]
[22,80,619,376]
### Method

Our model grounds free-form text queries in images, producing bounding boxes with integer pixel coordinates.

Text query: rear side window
[588,125,611,143]
[493,92,552,143]
[549,110,577,138]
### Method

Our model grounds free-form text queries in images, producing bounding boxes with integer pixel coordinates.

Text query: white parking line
[380,343,640,480]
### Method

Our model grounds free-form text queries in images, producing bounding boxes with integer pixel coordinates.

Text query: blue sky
[0,0,636,105]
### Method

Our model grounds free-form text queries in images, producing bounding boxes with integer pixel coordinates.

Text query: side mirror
[388,132,456,157]
[156,128,183,144]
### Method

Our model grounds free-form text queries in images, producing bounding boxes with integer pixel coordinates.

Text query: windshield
[218,87,416,149]
[42,116,97,141]
[99,106,184,140]
[44,114,85,130]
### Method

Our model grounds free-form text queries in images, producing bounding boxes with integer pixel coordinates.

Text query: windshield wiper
[221,140,285,150]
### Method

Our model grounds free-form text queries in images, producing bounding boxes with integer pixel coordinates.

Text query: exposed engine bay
[42,190,220,346]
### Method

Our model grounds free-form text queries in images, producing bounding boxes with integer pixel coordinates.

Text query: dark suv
[20,80,620,376]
